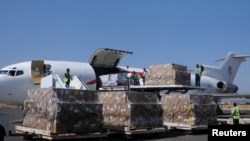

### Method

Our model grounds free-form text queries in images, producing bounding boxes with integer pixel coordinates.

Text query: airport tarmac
[1,107,208,141]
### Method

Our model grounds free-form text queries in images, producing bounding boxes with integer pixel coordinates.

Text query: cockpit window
[2,70,24,76]
[16,70,24,76]
[0,70,8,74]
[8,70,16,76]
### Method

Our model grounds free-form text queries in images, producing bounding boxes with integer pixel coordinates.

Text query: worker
[132,71,140,85]
[194,64,201,86]
[64,68,71,88]
[231,102,240,125]
[142,68,147,85]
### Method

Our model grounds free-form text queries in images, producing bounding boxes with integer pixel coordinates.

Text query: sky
[0,0,250,93]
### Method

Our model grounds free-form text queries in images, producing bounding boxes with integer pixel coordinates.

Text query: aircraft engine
[216,81,238,93]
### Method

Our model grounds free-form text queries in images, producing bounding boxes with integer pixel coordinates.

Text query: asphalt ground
[1,107,208,141]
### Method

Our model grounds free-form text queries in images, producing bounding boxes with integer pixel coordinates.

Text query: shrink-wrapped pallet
[145,63,190,85]
[98,91,162,130]
[23,88,103,133]
[161,93,217,127]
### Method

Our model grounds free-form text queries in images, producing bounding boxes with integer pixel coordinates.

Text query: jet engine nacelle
[216,81,238,93]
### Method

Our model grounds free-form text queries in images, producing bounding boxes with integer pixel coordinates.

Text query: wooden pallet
[104,125,167,135]
[163,122,208,130]
[15,126,107,140]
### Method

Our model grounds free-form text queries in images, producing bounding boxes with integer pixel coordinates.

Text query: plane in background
[0,48,249,106]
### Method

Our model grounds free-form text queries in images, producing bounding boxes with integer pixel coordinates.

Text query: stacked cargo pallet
[161,93,218,130]
[98,91,163,132]
[145,63,190,85]
[23,88,103,133]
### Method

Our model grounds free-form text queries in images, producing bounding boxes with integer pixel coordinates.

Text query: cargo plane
[0,48,249,106]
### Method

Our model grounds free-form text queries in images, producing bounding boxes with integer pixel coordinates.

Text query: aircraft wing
[89,48,133,76]
[129,85,205,94]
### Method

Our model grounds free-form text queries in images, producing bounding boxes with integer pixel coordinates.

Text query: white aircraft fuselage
[0,60,97,105]
[0,48,249,106]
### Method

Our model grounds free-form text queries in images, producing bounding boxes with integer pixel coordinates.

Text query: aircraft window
[16,70,24,76]
[8,70,16,76]
[0,70,8,74]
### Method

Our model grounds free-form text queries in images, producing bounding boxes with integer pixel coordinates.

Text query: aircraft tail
[199,52,250,93]
[219,52,250,83]
[202,52,250,83]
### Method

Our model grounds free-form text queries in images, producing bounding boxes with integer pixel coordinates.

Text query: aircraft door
[89,48,133,76]
[31,60,44,85]
[89,48,132,68]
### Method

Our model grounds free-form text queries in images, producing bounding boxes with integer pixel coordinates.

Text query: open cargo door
[31,60,44,85]
[90,48,132,67]
[89,48,132,76]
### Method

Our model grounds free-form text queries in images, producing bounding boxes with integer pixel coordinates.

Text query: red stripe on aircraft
[86,79,96,85]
